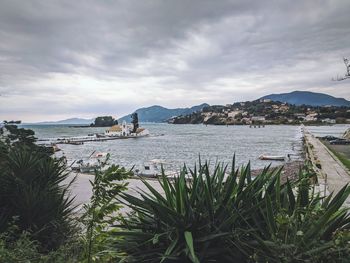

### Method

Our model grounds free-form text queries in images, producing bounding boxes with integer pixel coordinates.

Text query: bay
[25,123,305,170]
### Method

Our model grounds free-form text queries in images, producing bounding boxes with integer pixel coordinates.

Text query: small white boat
[259,155,286,161]
[91,152,108,158]
[71,151,108,173]
[135,159,177,178]
[71,159,101,173]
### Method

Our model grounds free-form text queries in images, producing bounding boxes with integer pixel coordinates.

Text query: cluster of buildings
[171,99,350,125]
[205,101,345,125]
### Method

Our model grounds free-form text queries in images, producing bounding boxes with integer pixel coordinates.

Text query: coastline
[69,160,305,208]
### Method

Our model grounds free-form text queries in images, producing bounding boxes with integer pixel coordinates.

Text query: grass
[322,141,350,171]
[329,149,350,170]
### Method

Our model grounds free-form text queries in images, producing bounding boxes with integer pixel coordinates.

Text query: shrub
[0,146,77,251]
[114,159,350,263]
[0,225,83,263]
[81,161,131,263]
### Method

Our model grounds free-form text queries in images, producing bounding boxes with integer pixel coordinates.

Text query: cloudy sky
[0,0,349,122]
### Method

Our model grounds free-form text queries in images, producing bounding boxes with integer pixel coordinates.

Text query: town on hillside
[168,99,350,125]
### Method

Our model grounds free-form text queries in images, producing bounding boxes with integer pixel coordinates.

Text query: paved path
[304,129,350,207]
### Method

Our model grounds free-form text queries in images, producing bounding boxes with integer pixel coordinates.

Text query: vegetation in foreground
[0,124,350,262]
[115,162,350,263]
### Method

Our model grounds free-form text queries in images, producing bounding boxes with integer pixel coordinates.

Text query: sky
[0,0,349,122]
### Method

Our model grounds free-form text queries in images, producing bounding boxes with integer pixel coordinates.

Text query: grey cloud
[0,0,349,121]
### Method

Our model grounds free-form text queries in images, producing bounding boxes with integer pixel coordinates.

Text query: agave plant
[251,166,350,262]
[0,145,77,251]
[113,158,350,263]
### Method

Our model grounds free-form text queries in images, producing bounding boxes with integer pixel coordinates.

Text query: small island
[90,116,118,127]
[70,116,118,128]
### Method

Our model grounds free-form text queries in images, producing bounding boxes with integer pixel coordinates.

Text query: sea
[24,123,307,170]
[21,123,349,206]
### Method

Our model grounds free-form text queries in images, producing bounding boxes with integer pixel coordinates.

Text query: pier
[38,134,147,145]
[303,128,350,207]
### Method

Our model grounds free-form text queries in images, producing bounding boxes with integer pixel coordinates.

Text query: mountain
[260,91,350,107]
[119,103,209,123]
[33,118,94,125]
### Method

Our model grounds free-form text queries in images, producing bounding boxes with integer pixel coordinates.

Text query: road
[304,129,350,207]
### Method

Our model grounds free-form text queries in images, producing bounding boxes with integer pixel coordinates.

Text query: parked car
[330,139,350,145]
[321,135,340,141]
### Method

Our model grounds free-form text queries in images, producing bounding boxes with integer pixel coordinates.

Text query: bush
[81,163,131,263]
[114,159,350,262]
[0,145,77,251]
[0,226,83,263]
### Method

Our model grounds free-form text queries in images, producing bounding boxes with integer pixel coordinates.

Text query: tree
[131,113,139,133]
[92,116,118,127]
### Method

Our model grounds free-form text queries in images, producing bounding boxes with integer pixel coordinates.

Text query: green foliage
[1,123,37,146]
[92,116,118,127]
[0,226,83,263]
[324,144,350,171]
[114,159,350,262]
[0,228,41,262]
[0,123,51,161]
[81,160,131,262]
[0,123,77,252]
[0,146,77,251]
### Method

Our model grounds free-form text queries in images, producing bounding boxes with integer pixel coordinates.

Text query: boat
[91,152,108,158]
[71,159,101,173]
[67,141,84,145]
[259,155,286,161]
[135,159,177,178]
[71,151,108,173]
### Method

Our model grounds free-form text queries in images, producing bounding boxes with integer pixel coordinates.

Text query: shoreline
[69,159,305,208]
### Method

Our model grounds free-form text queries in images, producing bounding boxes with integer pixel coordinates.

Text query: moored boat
[71,151,109,173]
[259,155,286,161]
[135,159,176,177]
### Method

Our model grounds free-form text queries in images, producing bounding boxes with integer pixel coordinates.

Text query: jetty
[38,134,145,145]
[303,127,350,207]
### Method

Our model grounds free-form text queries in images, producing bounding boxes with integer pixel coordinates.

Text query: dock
[303,127,350,207]
[38,134,148,145]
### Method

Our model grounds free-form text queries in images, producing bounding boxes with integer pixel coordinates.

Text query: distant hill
[119,103,209,123]
[33,118,94,125]
[260,91,350,107]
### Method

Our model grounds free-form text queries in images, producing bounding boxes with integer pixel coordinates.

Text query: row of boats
[70,153,292,177]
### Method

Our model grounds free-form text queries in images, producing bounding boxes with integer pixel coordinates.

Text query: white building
[228,110,242,118]
[321,118,336,124]
[251,116,266,122]
[260,99,272,103]
[305,113,318,121]
[105,121,149,137]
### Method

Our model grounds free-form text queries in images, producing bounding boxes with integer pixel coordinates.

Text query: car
[322,135,340,141]
[330,139,350,145]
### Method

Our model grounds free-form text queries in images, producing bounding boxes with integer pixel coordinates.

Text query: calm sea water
[24,123,306,170]
[21,123,349,206]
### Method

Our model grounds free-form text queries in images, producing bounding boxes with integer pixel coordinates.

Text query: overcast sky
[0,0,349,122]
